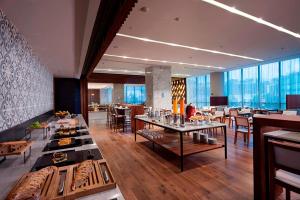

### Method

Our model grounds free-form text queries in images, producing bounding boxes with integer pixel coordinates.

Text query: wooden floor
[89,117,255,200]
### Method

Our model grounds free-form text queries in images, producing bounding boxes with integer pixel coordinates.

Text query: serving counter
[0,114,124,200]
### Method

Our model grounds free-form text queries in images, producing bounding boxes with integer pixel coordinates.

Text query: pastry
[71,160,93,190]
[58,138,71,146]
[7,166,57,200]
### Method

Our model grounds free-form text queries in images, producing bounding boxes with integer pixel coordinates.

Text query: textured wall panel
[0,10,53,132]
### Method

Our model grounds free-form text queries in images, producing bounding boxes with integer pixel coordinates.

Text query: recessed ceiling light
[116,33,263,61]
[202,0,300,39]
[174,17,180,21]
[103,54,224,69]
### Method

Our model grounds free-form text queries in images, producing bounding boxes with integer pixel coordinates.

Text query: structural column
[112,84,124,104]
[145,66,172,110]
[210,72,224,96]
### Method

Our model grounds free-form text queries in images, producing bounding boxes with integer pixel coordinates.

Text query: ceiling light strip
[95,68,191,77]
[103,54,224,69]
[116,33,263,61]
[202,0,300,39]
[95,68,145,74]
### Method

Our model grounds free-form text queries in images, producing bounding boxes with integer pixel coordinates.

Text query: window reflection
[124,84,146,104]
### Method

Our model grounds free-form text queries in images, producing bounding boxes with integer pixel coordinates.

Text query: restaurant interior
[0,0,300,200]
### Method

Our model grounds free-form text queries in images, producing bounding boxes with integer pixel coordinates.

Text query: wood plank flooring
[89,118,254,200]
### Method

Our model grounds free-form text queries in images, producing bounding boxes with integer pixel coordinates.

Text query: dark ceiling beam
[81,0,138,79]
[88,73,145,84]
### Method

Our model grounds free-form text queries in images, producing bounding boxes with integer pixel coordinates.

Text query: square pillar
[112,84,124,104]
[210,72,224,96]
[145,66,172,110]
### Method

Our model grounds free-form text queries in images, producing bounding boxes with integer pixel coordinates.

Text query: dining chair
[210,107,217,115]
[234,116,252,146]
[241,108,251,113]
[223,107,230,124]
[282,110,297,116]
[123,109,132,132]
[211,110,225,136]
[112,107,126,132]
[229,109,239,128]
[214,111,225,123]
[268,140,300,200]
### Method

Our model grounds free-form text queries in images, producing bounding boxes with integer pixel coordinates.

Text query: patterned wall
[171,79,186,103]
[0,10,53,132]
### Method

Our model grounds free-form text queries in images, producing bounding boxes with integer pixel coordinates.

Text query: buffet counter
[0,114,124,200]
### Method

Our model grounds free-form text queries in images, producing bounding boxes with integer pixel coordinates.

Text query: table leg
[134,118,137,141]
[224,126,227,159]
[152,142,155,150]
[23,146,32,164]
[43,128,46,139]
[180,132,183,172]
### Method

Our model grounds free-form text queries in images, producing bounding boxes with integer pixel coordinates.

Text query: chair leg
[247,131,250,146]
[286,188,291,200]
[234,131,237,144]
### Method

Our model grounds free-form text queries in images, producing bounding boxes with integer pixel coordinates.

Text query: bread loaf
[72,160,93,190]
[7,166,57,200]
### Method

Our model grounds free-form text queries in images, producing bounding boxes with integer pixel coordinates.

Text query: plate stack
[199,133,208,143]
[208,138,217,145]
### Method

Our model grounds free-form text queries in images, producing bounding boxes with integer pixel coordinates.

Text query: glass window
[260,62,280,109]
[224,57,300,109]
[228,69,242,107]
[124,84,146,104]
[224,72,228,96]
[242,66,259,108]
[186,77,197,104]
[280,58,300,109]
[186,75,210,108]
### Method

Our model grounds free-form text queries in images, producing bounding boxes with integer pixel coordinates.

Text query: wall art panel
[0,10,53,132]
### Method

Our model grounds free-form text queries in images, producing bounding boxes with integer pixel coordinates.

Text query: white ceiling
[95,0,300,77]
[0,0,100,78]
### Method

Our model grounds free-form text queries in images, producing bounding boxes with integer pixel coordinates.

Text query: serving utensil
[58,170,67,195]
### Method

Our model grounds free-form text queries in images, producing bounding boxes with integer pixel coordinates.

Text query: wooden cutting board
[49,159,116,200]
[7,159,116,200]
[6,168,57,200]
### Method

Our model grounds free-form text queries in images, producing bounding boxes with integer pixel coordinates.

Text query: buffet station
[134,99,227,172]
[3,112,124,200]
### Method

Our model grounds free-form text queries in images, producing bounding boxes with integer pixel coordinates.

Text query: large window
[227,69,242,107]
[260,62,279,109]
[280,58,300,109]
[124,84,146,104]
[243,66,259,108]
[224,57,300,109]
[186,75,210,108]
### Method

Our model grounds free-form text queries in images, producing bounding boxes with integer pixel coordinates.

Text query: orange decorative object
[173,99,178,114]
[180,99,185,115]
